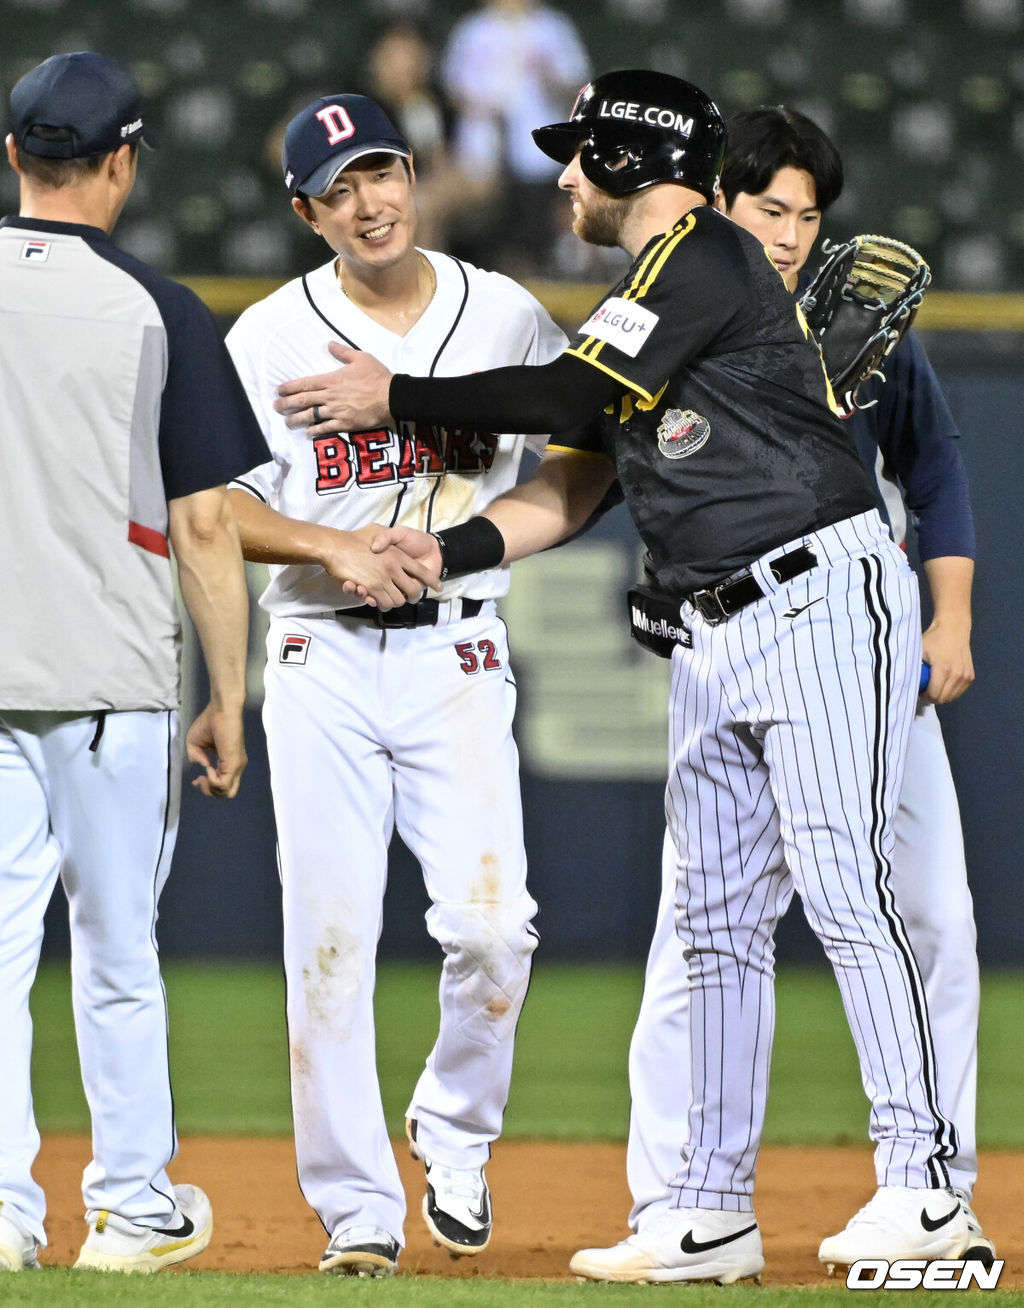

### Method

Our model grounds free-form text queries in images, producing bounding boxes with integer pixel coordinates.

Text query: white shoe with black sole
[407,1117,491,1257]
[423,1164,492,1257]
[570,1207,764,1284]
[319,1225,399,1277]
[951,1188,997,1268]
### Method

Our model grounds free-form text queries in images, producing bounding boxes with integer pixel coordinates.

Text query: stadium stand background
[2,0,1023,290]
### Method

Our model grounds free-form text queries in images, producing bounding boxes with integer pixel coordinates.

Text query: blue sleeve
[85,235,271,500]
[155,283,272,500]
[850,330,976,561]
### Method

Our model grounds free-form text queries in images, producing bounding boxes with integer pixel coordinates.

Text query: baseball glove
[799,234,932,417]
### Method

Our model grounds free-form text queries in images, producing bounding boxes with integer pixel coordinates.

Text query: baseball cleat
[407,1118,492,1256]
[319,1225,398,1277]
[423,1162,492,1257]
[0,1202,41,1271]
[569,1207,764,1284]
[74,1183,212,1273]
[951,1188,997,1268]
[819,1186,972,1271]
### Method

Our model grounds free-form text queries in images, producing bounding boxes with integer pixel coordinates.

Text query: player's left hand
[274,344,394,434]
[920,621,974,704]
[186,703,248,798]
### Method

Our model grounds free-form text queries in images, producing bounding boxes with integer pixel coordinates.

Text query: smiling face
[714,164,821,291]
[293,152,417,277]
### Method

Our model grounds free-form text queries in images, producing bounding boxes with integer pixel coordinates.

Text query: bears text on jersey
[313,423,499,495]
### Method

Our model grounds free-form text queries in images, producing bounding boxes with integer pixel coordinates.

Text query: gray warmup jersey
[0,217,268,711]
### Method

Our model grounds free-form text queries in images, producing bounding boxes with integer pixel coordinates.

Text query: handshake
[325,523,445,610]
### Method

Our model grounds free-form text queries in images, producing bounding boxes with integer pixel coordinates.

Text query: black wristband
[432,517,506,580]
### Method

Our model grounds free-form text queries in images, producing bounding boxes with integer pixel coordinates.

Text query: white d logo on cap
[315,104,356,146]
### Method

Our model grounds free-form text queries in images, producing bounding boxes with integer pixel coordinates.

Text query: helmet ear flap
[580,135,637,196]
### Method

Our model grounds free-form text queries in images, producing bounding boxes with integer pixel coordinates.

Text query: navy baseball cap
[282,94,411,197]
[9,51,148,159]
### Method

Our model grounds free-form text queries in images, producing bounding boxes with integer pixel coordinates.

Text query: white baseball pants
[0,709,181,1242]
[627,698,981,1225]
[263,605,537,1245]
[649,511,956,1211]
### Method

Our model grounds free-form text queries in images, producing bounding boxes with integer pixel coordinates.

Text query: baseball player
[625,104,994,1268]
[225,94,566,1277]
[0,54,268,1273]
[281,68,974,1283]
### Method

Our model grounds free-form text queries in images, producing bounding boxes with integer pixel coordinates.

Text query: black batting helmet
[532,69,726,201]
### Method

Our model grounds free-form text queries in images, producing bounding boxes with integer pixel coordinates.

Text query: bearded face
[571,184,630,247]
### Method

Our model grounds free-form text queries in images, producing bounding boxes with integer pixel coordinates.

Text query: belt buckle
[381,599,440,629]
[710,581,733,621]
[379,608,418,629]
[692,587,726,625]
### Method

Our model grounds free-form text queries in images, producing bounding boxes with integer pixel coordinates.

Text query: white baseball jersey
[226,249,566,616]
[226,248,565,1247]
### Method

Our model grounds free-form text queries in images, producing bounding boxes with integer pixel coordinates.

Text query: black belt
[686,545,817,625]
[336,597,485,629]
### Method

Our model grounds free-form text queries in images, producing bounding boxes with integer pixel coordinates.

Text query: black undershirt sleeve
[389,352,623,434]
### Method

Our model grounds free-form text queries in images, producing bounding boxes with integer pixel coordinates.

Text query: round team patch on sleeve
[580,297,659,358]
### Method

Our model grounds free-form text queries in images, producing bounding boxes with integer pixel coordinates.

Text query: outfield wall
[39,304,1024,967]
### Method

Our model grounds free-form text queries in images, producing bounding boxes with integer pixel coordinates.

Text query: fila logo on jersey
[20,240,51,262]
[596,99,695,136]
[313,424,498,495]
[280,634,311,664]
[581,297,658,358]
[657,408,710,459]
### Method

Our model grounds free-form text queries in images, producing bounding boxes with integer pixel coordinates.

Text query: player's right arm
[169,485,250,799]
[227,487,434,609]
[484,444,617,562]
[372,443,616,580]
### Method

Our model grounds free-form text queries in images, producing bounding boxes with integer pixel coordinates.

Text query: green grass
[19,963,1024,1304]
[28,960,1024,1147]
[3,1272,1023,1306]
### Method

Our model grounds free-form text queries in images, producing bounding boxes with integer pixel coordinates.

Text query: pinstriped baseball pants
[663,511,956,1211]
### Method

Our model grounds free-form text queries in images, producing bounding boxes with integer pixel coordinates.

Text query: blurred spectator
[366,23,451,174]
[362,22,491,253]
[440,0,591,276]
[261,24,493,258]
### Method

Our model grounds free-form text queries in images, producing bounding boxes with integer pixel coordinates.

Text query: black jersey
[556,206,874,595]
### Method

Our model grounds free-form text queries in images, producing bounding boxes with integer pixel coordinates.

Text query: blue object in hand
[919,663,931,692]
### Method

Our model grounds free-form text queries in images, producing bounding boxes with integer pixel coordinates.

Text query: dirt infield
[35,1136,1022,1285]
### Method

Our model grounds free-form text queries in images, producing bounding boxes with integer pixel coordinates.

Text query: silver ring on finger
[312,404,322,424]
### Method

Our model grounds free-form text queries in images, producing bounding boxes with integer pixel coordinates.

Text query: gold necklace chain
[336,252,436,307]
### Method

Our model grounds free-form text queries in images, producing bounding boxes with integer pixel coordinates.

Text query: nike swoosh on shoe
[153,1214,195,1239]
[920,1205,961,1232]
[680,1222,758,1254]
